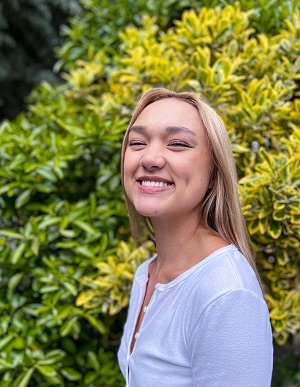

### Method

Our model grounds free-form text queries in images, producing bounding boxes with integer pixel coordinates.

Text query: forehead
[133,98,204,135]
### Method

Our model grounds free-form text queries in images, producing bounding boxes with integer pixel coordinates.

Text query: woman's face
[123,98,213,221]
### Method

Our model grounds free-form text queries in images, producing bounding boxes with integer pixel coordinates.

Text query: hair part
[121,88,262,286]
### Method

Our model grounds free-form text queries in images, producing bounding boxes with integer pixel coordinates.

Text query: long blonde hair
[121,88,261,282]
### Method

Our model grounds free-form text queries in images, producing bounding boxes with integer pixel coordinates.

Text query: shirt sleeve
[188,289,273,387]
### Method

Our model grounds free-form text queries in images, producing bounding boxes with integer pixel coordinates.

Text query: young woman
[118,88,273,387]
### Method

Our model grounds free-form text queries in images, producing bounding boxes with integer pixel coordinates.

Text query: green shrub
[1,1,300,386]
[56,0,300,73]
[71,3,300,348]
[0,82,128,385]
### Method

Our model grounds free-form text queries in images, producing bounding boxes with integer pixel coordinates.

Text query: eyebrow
[129,125,197,136]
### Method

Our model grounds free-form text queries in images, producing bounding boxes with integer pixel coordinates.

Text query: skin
[124,98,228,352]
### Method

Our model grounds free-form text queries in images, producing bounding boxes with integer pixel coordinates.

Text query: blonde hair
[121,88,261,282]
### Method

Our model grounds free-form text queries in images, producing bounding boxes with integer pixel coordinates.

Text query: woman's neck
[150,216,228,284]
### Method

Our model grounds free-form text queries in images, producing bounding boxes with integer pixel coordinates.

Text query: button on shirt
[118,245,273,387]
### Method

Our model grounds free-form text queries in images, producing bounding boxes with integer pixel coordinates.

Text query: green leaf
[15,189,31,209]
[39,350,66,365]
[0,335,15,351]
[268,221,282,239]
[273,209,287,221]
[36,365,57,377]
[62,281,78,296]
[0,230,24,239]
[36,167,57,182]
[73,220,97,234]
[85,315,106,334]
[8,273,24,291]
[38,217,61,230]
[231,144,249,153]
[87,351,100,371]
[60,316,78,337]
[73,246,94,259]
[11,243,27,265]
[0,358,14,372]
[59,228,76,238]
[61,367,82,381]
[12,368,35,387]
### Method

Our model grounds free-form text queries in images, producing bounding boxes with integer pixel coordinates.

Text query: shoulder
[182,245,267,326]
[195,245,263,299]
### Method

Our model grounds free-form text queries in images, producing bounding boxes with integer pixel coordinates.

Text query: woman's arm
[189,289,273,387]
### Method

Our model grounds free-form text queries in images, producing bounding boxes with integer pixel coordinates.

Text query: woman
[118,88,273,387]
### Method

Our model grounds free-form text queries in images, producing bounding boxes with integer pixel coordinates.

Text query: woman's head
[122,88,236,235]
[123,96,213,226]
[121,88,258,277]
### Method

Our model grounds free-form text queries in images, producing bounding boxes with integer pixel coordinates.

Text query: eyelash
[129,141,146,146]
[128,140,191,148]
[168,141,190,147]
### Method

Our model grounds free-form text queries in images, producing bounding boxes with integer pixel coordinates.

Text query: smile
[142,181,168,187]
[141,180,172,187]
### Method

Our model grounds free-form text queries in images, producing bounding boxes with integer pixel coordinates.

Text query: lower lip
[137,182,175,193]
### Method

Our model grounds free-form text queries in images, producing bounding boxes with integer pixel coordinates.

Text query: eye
[128,140,146,147]
[168,141,191,148]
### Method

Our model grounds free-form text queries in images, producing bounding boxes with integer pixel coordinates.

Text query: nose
[140,144,166,171]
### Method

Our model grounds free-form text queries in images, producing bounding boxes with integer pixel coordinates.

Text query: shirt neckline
[136,244,237,290]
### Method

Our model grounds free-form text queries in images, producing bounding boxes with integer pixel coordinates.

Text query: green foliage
[1,0,300,385]
[67,3,300,348]
[77,239,155,315]
[0,0,81,119]
[240,129,300,345]
[0,79,129,384]
[57,0,300,73]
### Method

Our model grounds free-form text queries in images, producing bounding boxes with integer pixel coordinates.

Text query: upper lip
[137,175,174,184]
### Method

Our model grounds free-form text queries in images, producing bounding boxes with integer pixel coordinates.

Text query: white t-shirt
[118,245,273,387]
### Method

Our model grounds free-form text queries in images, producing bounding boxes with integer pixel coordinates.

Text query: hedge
[0,1,299,386]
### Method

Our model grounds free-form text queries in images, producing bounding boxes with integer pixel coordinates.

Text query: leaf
[62,281,78,296]
[61,368,82,381]
[273,209,287,221]
[36,167,57,182]
[39,350,66,365]
[85,315,106,334]
[59,228,76,238]
[36,365,57,377]
[277,250,289,266]
[268,221,282,239]
[270,307,288,320]
[87,351,100,371]
[8,273,24,291]
[0,358,14,372]
[0,335,15,351]
[12,368,35,387]
[259,148,274,169]
[73,220,97,234]
[38,217,61,230]
[11,243,27,265]
[231,144,249,153]
[76,291,95,307]
[0,230,24,240]
[60,316,78,337]
[73,246,94,259]
[84,370,98,384]
[15,189,31,209]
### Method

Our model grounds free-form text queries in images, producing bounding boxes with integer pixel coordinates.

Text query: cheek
[123,153,136,198]
[185,154,213,193]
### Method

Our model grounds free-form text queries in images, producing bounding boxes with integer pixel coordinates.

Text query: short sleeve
[188,289,273,387]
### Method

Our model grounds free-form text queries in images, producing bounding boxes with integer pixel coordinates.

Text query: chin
[135,207,160,218]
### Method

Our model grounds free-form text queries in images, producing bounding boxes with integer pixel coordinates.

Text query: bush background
[0,0,299,386]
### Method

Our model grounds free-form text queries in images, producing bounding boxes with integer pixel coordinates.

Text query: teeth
[141,180,170,187]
